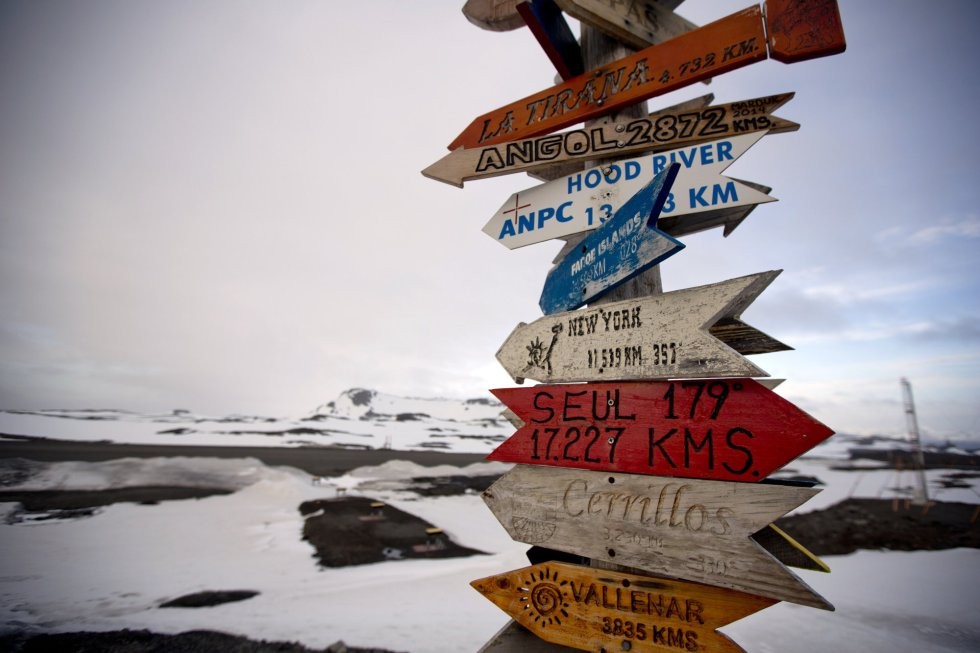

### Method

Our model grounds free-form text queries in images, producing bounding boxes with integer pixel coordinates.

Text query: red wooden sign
[766,0,846,63]
[488,379,833,482]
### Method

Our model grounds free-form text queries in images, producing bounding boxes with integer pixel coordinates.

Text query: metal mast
[900,377,929,504]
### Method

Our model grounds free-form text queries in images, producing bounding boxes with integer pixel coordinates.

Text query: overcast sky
[1,1,978,441]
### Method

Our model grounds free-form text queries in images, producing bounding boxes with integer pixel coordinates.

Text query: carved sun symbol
[517,566,570,628]
[526,337,546,365]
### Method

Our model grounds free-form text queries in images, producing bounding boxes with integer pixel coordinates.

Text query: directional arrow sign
[487,379,834,481]
[498,271,786,383]
[481,465,833,609]
[485,132,772,250]
[422,93,797,187]
[448,3,844,149]
[556,0,703,51]
[471,561,776,653]
[539,164,683,315]
[657,178,770,239]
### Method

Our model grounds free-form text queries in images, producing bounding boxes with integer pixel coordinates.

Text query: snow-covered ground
[0,391,978,651]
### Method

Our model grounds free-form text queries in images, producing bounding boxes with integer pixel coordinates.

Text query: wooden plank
[481,465,833,609]
[707,316,791,356]
[555,0,702,51]
[463,0,526,31]
[526,93,716,183]
[448,6,769,149]
[752,524,830,573]
[539,164,684,315]
[423,92,796,188]
[517,0,584,80]
[471,561,776,653]
[484,131,773,250]
[765,0,846,63]
[498,270,785,383]
[487,378,835,481]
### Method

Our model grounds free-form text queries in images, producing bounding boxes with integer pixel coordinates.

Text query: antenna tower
[900,377,929,504]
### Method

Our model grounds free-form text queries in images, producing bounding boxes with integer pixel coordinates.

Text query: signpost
[472,561,777,653]
[422,93,797,188]
[426,2,847,649]
[498,270,787,383]
[484,131,773,250]
[486,379,834,481]
[539,164,684,315]
[481,464,833,609]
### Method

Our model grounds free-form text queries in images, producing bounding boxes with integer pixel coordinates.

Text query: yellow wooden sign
[472,561,777,652]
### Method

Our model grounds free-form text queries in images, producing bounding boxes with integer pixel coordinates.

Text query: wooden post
[580,19,657,575]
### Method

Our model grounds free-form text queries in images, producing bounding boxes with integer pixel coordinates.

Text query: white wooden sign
[497,270,786,383]
[483,131,774,249]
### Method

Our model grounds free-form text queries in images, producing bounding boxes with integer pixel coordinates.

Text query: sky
[1,0,978,441]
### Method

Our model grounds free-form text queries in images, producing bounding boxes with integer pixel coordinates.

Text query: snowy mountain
[0,389,511,453]
[310,387,503,424]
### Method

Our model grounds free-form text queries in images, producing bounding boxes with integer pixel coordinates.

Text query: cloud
[877,214,980,246]
[800,279,937,305]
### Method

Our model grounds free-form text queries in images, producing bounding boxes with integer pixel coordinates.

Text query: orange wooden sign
[450,6,766,150]
[448,1,847,150]
[472,561,777,653]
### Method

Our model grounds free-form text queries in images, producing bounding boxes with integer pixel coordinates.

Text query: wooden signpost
[486,379,834,481]
[448,3,845,149]
[555,0,703,51]
[427,2,847,649]
[481,464,833,609]
[484,131,773,250]
[539,164,684,315]
[472,561,776,653]
[498,270,787,383]
[422,93,797,188]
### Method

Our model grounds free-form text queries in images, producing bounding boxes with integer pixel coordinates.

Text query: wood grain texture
[482,465,833,609]
[556,0,701,51]
[472,561,776,652]
[498,271,784,383]
[765,0,846,63]
[463,0,526,31]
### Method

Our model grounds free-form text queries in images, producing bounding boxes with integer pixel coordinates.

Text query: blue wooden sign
[538,163,683,315]
[517,0,584,80]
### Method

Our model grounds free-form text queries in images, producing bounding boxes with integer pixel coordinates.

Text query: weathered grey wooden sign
[482,464,833,609]
[499,270,787,383]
